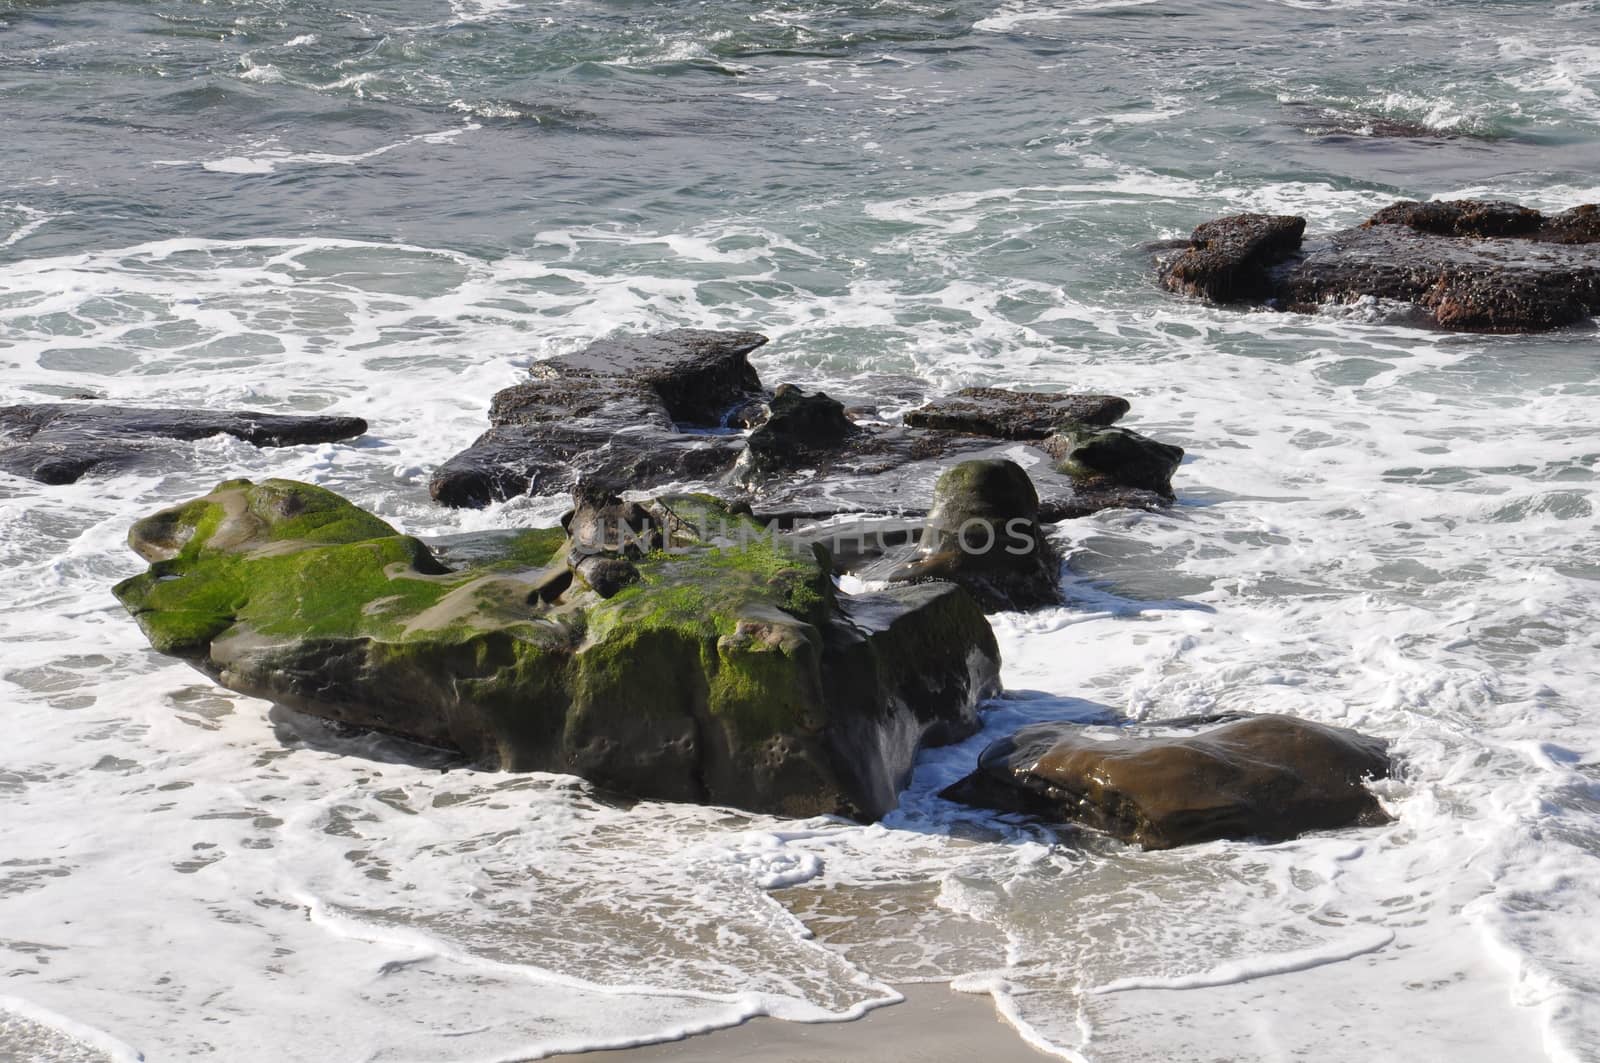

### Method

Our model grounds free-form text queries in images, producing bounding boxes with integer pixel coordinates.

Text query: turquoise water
[3,2,1600,1060]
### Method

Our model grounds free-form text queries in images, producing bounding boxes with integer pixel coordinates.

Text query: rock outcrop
[942,714,1392,849]
[1157,199,1600,332]
[114,478,1002,820]
[0,404,367,485]
[431,328,1180,523]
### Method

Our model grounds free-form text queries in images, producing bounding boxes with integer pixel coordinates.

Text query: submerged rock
[1156,199,1600,332]
[1290,104,1497,142]
[882,459,1061,612]
[431,329,1182,526]
[942,714,1392,849]
[0,404,367,485]
[115,478,1001,820]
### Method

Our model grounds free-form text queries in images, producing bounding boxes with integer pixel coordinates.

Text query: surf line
[1087,928,1396,995]
[0,994,145,1062]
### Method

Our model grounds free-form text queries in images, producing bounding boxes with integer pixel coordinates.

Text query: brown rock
[1157,213,1306,303]
[1157,199,1600,332]
[942,714,1392,849]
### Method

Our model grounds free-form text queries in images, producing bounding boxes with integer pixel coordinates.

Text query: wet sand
[554,983,1059,1062]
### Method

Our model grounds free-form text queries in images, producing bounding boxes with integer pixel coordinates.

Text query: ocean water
[4,0,1600,1060]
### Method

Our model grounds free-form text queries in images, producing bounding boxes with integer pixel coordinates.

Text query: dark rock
[0,404,367,485]
[1365,199,1543,238]
[430,329,764,507]
[881,459,1061,612]
[1293,107,1491,141]
[432,328,1181,528]
[530,327,766,425]
[572,554,641,598]
[903,388,1130,439]
[726,396,772,430]
[429,422,744,509]
[1539,204,1600,245]
[1157,199,1600,332]
[1157,213,1307,304]
[115,479,1001,820]
[743,439,1172,527]
[739,384,859,478]
[563,485,661,552]
[488,376,672,431]
[942,714,1392,849]
[1044,424,1184,497]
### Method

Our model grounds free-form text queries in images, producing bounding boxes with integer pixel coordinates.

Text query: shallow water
[3,1,1600,1060]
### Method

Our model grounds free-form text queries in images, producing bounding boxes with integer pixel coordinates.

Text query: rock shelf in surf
[113,477,1001,820]
[0,403,368,485]
[99,329,1395,845]
[1157,198,1600,332]
[428,328,1181,523]
[942,713,1393,849]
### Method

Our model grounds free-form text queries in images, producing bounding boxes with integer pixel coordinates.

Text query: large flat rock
[0,404,367,485]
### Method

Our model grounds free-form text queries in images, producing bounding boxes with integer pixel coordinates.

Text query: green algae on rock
[114,478,1002,820]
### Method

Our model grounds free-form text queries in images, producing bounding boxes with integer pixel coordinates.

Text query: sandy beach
[558,984,1057,1062]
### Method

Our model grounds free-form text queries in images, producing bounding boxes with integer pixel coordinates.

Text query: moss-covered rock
[114,479,1002,819]
[883,459,1062,612]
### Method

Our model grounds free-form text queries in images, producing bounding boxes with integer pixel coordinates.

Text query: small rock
[1045,424,1183,497]
[885,459,1061,612]
[572,555,641,598]
[739,384,858,477]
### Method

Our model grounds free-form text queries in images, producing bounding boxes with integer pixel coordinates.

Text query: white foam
[1499,37,1600,118]
[0,996,144,1063]
[1089,928,1396,993]
[975,0,1162,33]
[154,125,479,175]
[0,203,60,248]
